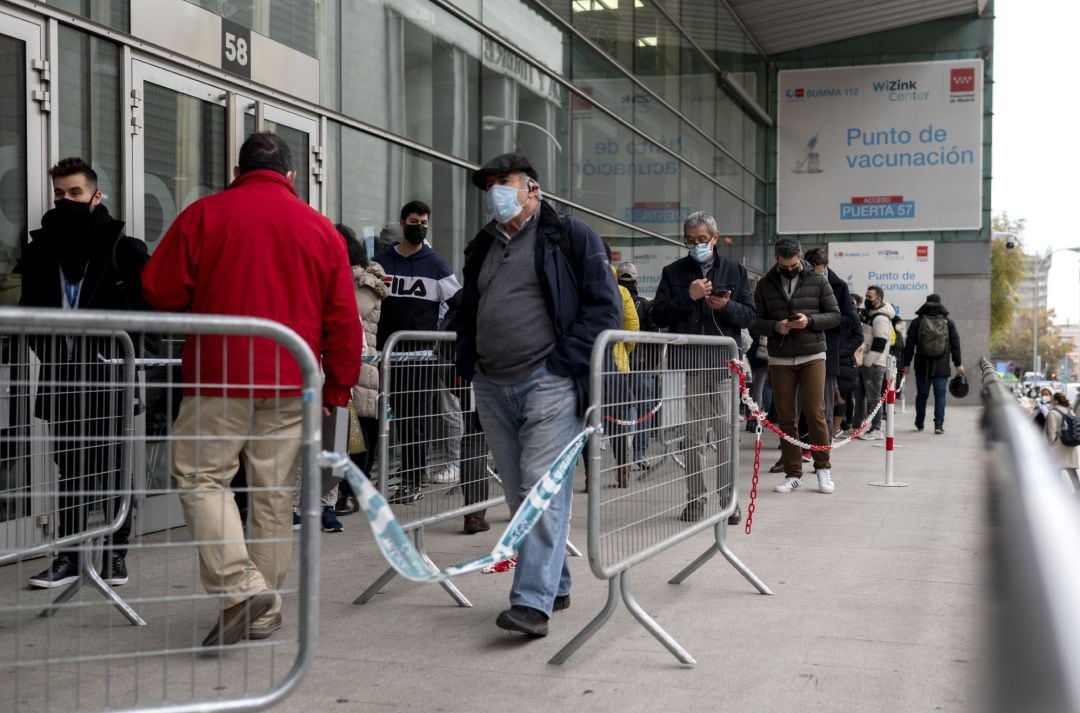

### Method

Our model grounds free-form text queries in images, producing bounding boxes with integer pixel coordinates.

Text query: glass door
[130,60,230,534]
[0,10,48,552]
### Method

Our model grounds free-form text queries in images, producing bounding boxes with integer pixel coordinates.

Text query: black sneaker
[679,498,706,522]
[496,605,549,637]
[28,556,80,589]
[553,594,571,612]
[727,505,743,526]
[102,555,128,586]
[934,426,944,435]
[463,514,490,534]
[321,506,344,533]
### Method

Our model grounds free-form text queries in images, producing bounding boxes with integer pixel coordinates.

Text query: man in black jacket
[754,238,841,494]
[901,294,964,434]
[651,211,756,522]
[19,157,149,589]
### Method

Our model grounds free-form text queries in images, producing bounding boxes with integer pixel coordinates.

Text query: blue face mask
[689,242,712,263]
[487,184,524,224]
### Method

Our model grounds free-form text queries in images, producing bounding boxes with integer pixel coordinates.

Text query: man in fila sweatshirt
[374,200,462,502]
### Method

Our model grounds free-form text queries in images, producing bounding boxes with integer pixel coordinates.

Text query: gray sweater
[475,216,556,384]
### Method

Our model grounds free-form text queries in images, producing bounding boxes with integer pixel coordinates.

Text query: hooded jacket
[753,262,840,360]
[455,200,621,414]
[142,170,363,407]
[901,300,962,379]
[373,242,461,350]
[350,262,388,418]
[860,301,896,369]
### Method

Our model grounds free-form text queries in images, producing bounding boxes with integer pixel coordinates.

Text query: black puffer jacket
[902,301,962,378]
[753,262,840,360]
[837,324,864,392]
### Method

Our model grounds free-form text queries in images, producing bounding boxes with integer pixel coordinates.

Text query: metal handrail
[979,358,1080,713]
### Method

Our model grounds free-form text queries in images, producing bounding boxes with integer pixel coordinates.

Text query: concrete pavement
[0,404,989,713]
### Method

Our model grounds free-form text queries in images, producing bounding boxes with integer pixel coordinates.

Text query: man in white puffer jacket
[854,285,895,440]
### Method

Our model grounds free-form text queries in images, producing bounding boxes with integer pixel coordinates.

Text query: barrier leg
[667,523,771,594]
[714,524,772,595]
[549,577,620,665]
[39,539,146,626]
[415,528,472,608]
[565,539,583,558]
[353,566,397,605]
[620,570,695,665]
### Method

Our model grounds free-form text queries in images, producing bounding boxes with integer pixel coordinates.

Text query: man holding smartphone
[651,211,756,523]
[753,238,841,495]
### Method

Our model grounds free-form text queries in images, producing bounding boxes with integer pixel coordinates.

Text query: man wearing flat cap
[455,153,621,638]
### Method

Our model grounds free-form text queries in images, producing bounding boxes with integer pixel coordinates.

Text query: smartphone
[710,284,733,297]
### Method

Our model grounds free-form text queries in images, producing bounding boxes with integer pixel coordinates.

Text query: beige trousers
[171,395,303,618]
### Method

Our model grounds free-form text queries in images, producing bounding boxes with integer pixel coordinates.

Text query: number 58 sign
[221,19,251,79]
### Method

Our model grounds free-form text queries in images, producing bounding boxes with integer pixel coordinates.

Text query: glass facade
[5,0,769,280]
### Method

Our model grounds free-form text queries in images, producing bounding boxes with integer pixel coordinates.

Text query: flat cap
[471,153,539,189]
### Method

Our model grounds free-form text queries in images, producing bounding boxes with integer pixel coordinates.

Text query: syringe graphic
[792,122,826,173]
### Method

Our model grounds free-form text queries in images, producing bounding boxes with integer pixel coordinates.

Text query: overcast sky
[992,0,1080,324]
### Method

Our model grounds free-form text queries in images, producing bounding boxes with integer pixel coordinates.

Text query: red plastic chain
[728,359,890,452]
[745,423,762,534]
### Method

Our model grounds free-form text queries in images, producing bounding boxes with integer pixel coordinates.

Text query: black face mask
[43,198,96,236]
[403,224,427,246]
[865,298,878,310]
[777,263,801,280]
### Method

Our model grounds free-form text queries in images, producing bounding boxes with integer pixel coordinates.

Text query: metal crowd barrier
[980,359,1080,713]
[354,330,506,607]
[0,326,137,625]
[0,307,322,713]
[551,331,771,666]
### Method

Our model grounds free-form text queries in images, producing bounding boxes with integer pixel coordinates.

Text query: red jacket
[142,170,362,407]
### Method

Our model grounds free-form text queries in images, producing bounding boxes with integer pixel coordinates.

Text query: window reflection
[142,84,226,248]
[58,28,123,220]
[0,35,27,278]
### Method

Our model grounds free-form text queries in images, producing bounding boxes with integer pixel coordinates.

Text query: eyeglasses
[684,237,711,246]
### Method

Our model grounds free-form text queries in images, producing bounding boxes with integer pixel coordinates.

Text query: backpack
[917,315,950,359]
[1060,409,1080,447]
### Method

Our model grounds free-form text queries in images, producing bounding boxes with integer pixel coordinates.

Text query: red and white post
[870,356,908,488]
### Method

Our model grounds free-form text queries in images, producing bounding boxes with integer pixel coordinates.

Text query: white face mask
[1041,395,1051,403]
[487,184,525,224]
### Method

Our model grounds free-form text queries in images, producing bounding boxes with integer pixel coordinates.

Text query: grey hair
[683,211,717,236]
[774,237,802,259]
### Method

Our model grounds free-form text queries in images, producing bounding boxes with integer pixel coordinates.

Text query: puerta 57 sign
[777,60,983,234]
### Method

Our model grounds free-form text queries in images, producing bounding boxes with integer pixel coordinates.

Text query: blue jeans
[631,373,656,461]
[915,373,949,429]
[472,364,582,615]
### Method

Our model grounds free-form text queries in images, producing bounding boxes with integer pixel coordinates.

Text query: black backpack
[1059,409,1080,447]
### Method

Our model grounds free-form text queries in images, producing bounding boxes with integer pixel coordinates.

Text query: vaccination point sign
[777,60,983,234]
[829,241,934,320]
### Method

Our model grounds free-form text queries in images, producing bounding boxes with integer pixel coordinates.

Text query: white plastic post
[870,357,908,488]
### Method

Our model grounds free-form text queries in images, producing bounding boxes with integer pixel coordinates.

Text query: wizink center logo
[949,67,976,103]
[872,77,928,102]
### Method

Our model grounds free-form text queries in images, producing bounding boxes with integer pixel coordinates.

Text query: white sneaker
[774,477,801,493]
[430,464,460,485]
[858,429,884,441]
[816,469,834,494]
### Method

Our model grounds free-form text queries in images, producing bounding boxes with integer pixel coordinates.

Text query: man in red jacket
[142,132,362,646]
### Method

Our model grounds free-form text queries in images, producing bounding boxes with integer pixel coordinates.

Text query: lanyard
[63,279,82,309]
